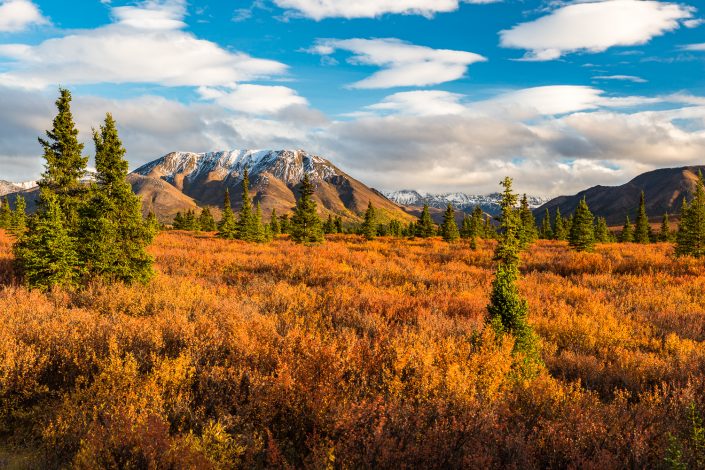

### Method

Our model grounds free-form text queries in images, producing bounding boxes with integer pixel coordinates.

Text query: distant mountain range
[384,190,547,216]
[4,160,704,228]
[536,166,705,225]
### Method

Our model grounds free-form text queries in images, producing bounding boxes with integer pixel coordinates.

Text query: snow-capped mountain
[0,180,38,197]
[385,189,548,215]
[131,149,414,222]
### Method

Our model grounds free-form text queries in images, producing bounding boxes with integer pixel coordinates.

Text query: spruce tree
[659,213,672,242]
[553,207,567,241]
[416,204,435,238]
[254,202,266,242]
[236,169,259,241]
[0,197,11,229]
[487,177,541,376]
[290,173,324,243]
[183,209,197,231]
[460,214,472,239]
[676,175,705,257]
[198,207,217,231]
[146,211,160,237]
[173,212,185,230]
[389,220,402,237]
[323,214,335,234]
[483,214,495,239]
[13,191,80,291]
[568,198,595,252]
[361,202,377,240]
[441,204,460,242]
[217,189,237,239]
[37,88,88,228]
[634,191,652,244]
[10,195,26,237]
[621,215,634,242]
[471,206,484,238]
[540,208,553,240]
[334,216,343,234]
[279,214,290,234]
[518,194,538,248]
[78,113,153,283]
[270,209,281,235]
[594,217,610,243]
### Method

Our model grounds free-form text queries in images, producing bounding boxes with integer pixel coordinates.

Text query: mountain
[131,149,414,223]
[385,190,547,216]
[536,166,705,225]
[0,180,37,197]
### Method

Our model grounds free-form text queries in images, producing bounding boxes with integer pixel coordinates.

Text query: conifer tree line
[0,195,27,237]
[11,89,155,291]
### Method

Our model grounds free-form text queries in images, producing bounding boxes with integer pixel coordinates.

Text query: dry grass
[1,229,705,468]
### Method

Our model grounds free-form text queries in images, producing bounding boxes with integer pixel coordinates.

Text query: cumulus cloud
[197,84,308,115]
[500,0,695,60]
[309,38,486,88]
[366,90,467,115]
[274,0,499,20]
[0,0,287,89]
[0,0,47,32]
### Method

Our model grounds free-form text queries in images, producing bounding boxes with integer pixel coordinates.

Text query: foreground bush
[1,230,705,467]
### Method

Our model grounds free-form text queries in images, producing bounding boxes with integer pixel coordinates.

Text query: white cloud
[197,84,308,115]
[309,38,486,88]
[0,0,48,32]
[367,90,467,115]
[681,43,705,51]
[0,0,287,89]
[500,0,695,60]
[592,75,647,83]
[274,0,499,20]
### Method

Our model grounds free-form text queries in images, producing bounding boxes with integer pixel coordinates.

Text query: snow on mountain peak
[133,149,339,185]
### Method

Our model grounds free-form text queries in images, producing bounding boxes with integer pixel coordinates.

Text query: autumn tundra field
[0,229,703,468]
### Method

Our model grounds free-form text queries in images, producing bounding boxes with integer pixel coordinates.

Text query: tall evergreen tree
[416,203,435,238]
[361,202,377,240]
[198,207,217,231]
[13,191,80,291]
[334,216,343,234]
[659,213,672,242]
[553,207,567,241]
[487,177,541,376]
[0,197,11,229]
[540,208,553,240]
[483,214,496,239]
[78,113,153,283]
[290,173,324,243]
[569,198,595,252]
[594,217,610,243]
[676,174,705,257]
[388,220,402,237]
[37,88,88,228]
[323,214,335,235]
[10,195,26,237]
[269,209,281,235]
[217,189,237,239]
[621,215,634,242]
[254,202,267,242]
[518,194,538,248]
[236,169,260,242]
[173,212,185,229]
[441,204,460,242]
[634,191,652,244]
[460,214,472,239]
[146,211,160,238]
[279,214,290,235]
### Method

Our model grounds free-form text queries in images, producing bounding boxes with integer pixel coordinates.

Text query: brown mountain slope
[536,166,705,225]
[132,149,414,223]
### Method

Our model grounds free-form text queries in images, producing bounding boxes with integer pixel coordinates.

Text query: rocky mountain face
[131,149,414,223]
[536,166,705,225]
[0,180,37,198]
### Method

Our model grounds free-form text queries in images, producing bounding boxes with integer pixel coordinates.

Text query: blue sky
[0,0,704,195]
